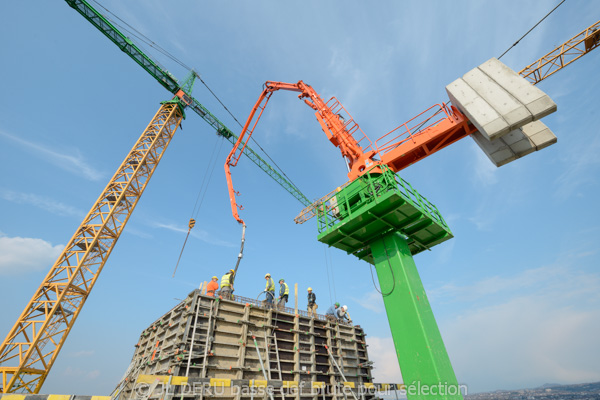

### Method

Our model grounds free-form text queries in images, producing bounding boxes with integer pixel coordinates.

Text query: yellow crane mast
[0,102,183,393]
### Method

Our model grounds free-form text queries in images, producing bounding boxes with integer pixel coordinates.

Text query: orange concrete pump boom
[224,80,477,224]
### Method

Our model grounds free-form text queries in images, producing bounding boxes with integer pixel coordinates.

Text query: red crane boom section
[224,80,476,224]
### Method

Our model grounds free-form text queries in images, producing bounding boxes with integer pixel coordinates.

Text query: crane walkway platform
[316,166,453,262]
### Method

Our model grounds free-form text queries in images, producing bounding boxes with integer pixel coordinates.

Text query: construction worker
[220,269,235,300]
[325,302,340,321]
[206,276,219,297]
[307,287,317,317]
[277,279,289,309]
[264,273,275,308]
[337,305,352,323]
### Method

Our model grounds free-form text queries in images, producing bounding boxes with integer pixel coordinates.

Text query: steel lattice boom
[0,102,183,393]
[519,19,600,84]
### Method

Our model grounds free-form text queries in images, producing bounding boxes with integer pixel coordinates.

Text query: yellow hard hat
[212,276,218,280]
[308,287,312,291]
[229,269,235,274]
[265,273,271,278]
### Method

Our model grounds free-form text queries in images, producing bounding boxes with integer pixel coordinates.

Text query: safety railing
[375,103,453,156]
[212,292,351,325]
[317,165,450,234]
[325,97,377,156]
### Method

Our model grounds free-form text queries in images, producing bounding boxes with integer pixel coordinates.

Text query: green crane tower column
[317,166,463,399]
[371,233,462,399]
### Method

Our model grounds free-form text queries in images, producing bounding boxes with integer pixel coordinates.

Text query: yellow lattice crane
[520,19,600,84]
[0,0,310,394]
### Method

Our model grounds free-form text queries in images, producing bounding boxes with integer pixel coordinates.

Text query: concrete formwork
[117,290,375,400]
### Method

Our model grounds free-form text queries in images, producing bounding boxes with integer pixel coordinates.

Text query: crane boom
[519,19,600,84]
[0,101,184,393]
[65,0,310,207]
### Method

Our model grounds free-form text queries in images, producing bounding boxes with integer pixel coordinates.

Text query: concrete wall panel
[446,78,509,140]
[479,58,557,119]
[471,120,556,167]
[462,68,533,131]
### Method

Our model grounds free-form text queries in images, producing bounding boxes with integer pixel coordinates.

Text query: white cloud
[87,370,101,379]
[0,234,63,275]
[437,263,600,392]
[444,295,600,392]
[367,336,403,383]
[0,130,104,181]
[154,222,235,247]
[353,289,385,314]
[70,350,95,358]
[0,189,84,218]
[554,128,600,201]
[62,366,101,380]
[470,142,498,187]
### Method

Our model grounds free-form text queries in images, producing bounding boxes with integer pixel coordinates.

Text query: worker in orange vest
[206,276,219,297]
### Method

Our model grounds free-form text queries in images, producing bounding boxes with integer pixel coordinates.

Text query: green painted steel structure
[317,166,453,260]
[65,0,311,208]
[371,235,462,399]
[318,166,462,399]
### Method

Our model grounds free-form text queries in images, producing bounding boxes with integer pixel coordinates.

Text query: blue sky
[1,0,599,395]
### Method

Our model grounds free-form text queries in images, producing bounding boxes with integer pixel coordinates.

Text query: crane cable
[196,78,305,197]
[498,0,567,60]
[323,244,334,304]
[92,0,306,200]
[172,136,226,277]
[90,0,192,72]
[369,239,396,297]
[328,247,338,301]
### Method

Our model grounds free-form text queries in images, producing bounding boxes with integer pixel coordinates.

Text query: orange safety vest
[206,280,219,296]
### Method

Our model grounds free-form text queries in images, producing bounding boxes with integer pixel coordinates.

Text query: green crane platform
[317,165,453,260]
[317,166,463,400]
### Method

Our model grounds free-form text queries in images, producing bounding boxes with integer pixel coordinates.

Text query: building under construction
[115,289,377,400]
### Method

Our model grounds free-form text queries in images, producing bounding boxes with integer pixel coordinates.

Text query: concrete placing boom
[0,0,310,394]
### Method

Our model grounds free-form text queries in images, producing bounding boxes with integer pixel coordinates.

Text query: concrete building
[116,289,376,400]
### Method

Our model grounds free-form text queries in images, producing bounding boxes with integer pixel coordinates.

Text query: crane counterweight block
[446,57,557,167]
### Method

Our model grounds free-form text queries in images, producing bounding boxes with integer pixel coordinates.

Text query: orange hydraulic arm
[224,80,476,224]
[224,80,379,224]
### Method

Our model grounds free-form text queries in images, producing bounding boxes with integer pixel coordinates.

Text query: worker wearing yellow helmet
[264,273,275,308]
[220,269,235,300]
[307,287,318,318]
[277,279,289,310]
[206,276,219,297]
